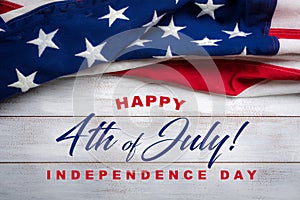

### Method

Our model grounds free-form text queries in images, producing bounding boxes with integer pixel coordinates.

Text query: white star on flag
[239,47,248,56]
[195,0,224,20]
[175,0,179,4]
[0,28,5,32]
[127,38,152,48]
[142,11,166,32]
[153,45,178,59]
[75,38,108,68]
[192,36,222,46]
[222,23,252,39]
[99,6,129,27]
[8,69,39,92]
[27,29,59,57]
[158,17,186,39]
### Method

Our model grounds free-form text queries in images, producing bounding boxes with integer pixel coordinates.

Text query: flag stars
[158,17,186,39]
[127,38,152,48]
[8,69,39,92]
[153,46,177,59]
[75,38,108,68]
[0,28,5,32]
[99,5,129,27]
[195,0,224,20]
[222,23,252,39]
[192,36,222,46]
[27,29,59,57]
[142,11,166,32]
[239,47,248,56]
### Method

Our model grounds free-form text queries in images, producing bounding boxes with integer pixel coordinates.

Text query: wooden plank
[0,117,299,162]
[0,75,299,117]
[0,163,299,200]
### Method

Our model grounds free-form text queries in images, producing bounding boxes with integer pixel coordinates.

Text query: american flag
[0,0,299,100]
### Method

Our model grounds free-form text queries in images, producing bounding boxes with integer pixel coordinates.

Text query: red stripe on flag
[0,0,23,14]
[111,59,300,96]
[270,28,300,40]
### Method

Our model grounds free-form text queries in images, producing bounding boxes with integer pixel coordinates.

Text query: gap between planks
[1,116,299,118]
[0,162,300,165]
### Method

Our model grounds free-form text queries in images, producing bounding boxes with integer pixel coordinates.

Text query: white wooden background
[0,75,299,200]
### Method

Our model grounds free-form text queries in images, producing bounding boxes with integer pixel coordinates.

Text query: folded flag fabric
[0,0,299,100]
[112,58,300,97]
[0,0,21,14]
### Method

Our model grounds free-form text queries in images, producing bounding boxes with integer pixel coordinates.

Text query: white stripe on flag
[240,55,300,71]
[271,0,300,29]
[1,0,65,22]
[62,59,161,78]
[238,80,300,97]
[64,54,300,79]
[278,39,300,55]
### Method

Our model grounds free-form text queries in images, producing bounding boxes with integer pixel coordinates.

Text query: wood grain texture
[0,163,299,200]
[0,117,299,162]
[0,75,299,117]
[0,74,299,199]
